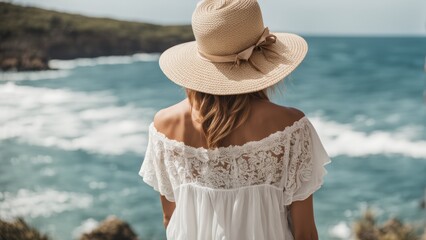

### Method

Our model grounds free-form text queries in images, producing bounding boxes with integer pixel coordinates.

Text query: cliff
[0,2,194,71]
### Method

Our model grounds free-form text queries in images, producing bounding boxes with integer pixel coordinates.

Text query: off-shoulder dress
[139,115,332,240]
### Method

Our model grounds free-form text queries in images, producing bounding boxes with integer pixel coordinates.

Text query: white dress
[139,115,332,240]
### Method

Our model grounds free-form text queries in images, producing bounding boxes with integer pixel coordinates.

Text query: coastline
[0,2,193,71]
[0,52,161,81]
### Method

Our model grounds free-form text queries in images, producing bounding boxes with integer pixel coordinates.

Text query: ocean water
[0,37,425,240]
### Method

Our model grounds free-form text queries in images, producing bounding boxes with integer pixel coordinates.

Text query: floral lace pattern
[139,133,175,201]
[284,120,313,201]
[140,116,315,203]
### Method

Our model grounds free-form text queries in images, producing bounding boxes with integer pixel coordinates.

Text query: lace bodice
[139,115,331,205]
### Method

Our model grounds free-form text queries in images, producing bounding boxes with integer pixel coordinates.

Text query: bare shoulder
[251,100,306,125]
[287,106,306,121]
[153,99,187,135]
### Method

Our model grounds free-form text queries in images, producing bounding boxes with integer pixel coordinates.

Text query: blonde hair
[186,84,283,149]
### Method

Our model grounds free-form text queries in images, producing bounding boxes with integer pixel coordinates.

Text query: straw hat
[159,0,308,95]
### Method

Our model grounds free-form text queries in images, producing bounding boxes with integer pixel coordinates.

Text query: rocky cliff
[0,2,194,71]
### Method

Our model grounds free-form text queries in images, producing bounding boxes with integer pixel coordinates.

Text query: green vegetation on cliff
[0,2,194,71]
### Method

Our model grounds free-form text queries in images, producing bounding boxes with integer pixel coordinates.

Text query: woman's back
[152,98,305,150]
[139,98,331,240]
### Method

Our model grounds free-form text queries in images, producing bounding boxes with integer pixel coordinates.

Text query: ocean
[0,37,425,240]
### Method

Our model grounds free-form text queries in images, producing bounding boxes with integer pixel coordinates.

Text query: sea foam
[309,116,426,159]
[49,53,160,70]
[328,221,352,239]
[0,189,93,220]
[0,82,153,155]
[0,53,160,81]
[72,218,99,239]
[0,70,70,81]
[0,82,425,158]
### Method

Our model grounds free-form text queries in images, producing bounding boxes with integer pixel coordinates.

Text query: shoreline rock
[79,215,138,240]
[0,217,50,240]
[353,207,422,240]
[1,55,49,71]
[1,211,425,240]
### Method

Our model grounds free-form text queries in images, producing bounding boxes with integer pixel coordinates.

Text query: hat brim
[159,32,308,95]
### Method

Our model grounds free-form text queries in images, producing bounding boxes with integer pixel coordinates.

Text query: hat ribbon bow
[197,27,280,73]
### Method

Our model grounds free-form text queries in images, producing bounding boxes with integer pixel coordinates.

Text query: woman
[139,0,332,239]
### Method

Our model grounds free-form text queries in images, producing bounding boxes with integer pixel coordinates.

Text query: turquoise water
[0,37,425,239]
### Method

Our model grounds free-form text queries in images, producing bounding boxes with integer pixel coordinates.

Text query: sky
[5,0,426,36]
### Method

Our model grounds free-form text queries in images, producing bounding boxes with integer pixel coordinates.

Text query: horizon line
[3,0,426,38]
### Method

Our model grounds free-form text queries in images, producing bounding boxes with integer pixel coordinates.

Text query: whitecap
[328,221,352,239]
[89,181,107,189]
[132,53,161,62]
[309,115,426,159]
[1,81,425,157]
[0,189,93,220]
[0,70,70,81]
[0,82,154,155]
[49,53,160,70]
[40,167,56,177]
[72,218,99,239]
[10,155,53,165]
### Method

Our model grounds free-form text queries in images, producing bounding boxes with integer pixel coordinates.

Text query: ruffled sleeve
[283,117,331,205]
[139,122,175,202]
